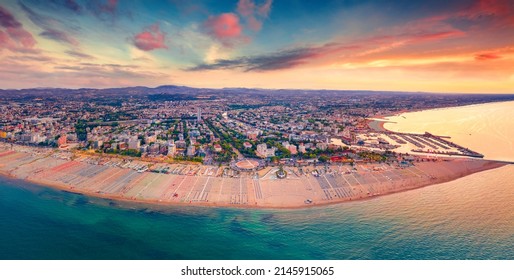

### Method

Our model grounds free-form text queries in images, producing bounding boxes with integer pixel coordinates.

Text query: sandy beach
[0,143,506,209]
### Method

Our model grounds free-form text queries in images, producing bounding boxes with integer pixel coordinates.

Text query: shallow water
[1,163,513,259]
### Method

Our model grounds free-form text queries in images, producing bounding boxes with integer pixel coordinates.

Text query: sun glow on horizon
[0,0,513,93]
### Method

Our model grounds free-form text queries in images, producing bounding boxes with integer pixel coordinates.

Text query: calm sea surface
[1,102,513,260]
[384,100,514,161]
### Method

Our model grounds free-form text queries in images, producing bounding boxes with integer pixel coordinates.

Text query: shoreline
[375,99,514,120]
[369,100,514,163]
[369,100,514,134]
[0,149,506,210]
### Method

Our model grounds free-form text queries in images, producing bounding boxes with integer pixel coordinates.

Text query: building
[128,138,140,150]
[246,129,260,140]
[256,143,276,158]
[145,134,157,144]
[214,144,222,152]
[298,143,306,153]
[243,142,252,149]
[197,107,202,122]
[93,140,103,149]
[139,144,148,153]
[316,142,328,151]
[186,145,196,157]
[148,143,160,154]
[57,135,67,147]
[288,144,298,155]
[167,143,176,156]
[256,143,267,155]
[175,140,186,148]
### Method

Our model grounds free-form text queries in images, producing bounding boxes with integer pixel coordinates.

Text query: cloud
[6,27,36,47]
[475,53,501,61]
[0,5,22,28]
[189,28,465,72]
[356,30,464,57]
[0,59,169,89]
[63,0,81,13]
[40,28,78,45]
[102,0,118,14]
[50,62,168,86]
[65,50,94,59]
[133,24,167,51]
[86,0,123,21]
[19,2,78,46]
[257,0,272,17]
[188,43,340,71]
[4,53,53,62]
[169,0,209,16]
[462,0,514,27]
[418,0,514,30]
[48,0,82,13]
[0,5,36,52]
[203,13,245,46]
[237,0,272,31]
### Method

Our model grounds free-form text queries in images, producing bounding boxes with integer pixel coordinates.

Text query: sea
[0,101,513,260]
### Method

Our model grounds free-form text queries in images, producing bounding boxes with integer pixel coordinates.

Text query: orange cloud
[475,53,501,60]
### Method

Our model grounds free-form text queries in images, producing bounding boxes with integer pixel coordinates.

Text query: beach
[0,143,505,209]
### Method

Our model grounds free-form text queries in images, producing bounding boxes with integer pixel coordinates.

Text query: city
[0,87,511,207]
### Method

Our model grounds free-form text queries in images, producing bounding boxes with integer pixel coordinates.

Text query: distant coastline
[371,100,514,131]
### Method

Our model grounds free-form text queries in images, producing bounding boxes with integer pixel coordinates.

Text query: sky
[0,0,513,93]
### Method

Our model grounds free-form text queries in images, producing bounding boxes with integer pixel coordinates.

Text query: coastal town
[0,87,511,207]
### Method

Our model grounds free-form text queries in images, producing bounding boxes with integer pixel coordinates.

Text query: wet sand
[0,143,506,209]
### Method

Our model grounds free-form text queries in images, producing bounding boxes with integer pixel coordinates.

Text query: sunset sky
[1,0,513,93]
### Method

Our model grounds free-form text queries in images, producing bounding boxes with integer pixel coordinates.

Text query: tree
[318,155,329,163]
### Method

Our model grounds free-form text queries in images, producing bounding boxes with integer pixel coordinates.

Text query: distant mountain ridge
[0,85,512,97]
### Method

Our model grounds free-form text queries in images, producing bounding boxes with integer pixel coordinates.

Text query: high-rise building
[168,143,176,156]
[57,134,67,147]
[128,137,140,150]
[197,107,202,122]
[186,145,196,157]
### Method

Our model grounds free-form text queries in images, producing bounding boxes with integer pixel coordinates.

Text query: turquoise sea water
[1,163,513,259]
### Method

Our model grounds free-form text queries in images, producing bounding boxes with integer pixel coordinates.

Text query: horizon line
[1,84,513,95]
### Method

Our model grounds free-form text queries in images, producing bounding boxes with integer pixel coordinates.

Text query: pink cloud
[419,0,514,29]
[466,0,514,26]
[0,30,11,47]
[237,0,255,17]
[406,30,464,43]
[6,27,36,48]
[204,13,245,46]
[0,5,37,52]
[133,24,167,51]
[257,0,272,17]
[237,0,272,31]
[475,53,501,61]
